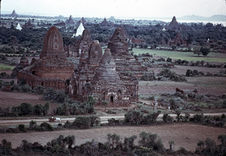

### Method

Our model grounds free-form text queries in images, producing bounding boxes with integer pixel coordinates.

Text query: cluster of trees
[64,116,99,129]
[0,132,166,156]
[123,109,225,128]
[157,68,187,82]
[196,135,226,156]
[0,26,46,51]
[190,114,226,127]
[0,103,49,117]
[124,110,160,125]
[1,132,225,156]
[86,22,226,52]
[2,121,54,133]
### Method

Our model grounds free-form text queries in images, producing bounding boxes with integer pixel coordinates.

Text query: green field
[132,48,226,63]
[0,64,14,71]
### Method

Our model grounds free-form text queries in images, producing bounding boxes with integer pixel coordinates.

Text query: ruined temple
[70,27,145,105]
[74,29,92,57]
[71,40,103,99]
[90,48,129,105]
[11,55,29,78]
[169,33,187,46]
[108,27,147,80]
[17,26,74,90]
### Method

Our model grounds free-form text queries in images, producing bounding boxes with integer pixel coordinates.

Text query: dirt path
[0,123,225,151]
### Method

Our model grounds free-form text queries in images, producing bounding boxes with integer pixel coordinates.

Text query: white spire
[16,23,22,31]
[75,22,85,37]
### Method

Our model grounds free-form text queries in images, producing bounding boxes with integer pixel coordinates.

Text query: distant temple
[167,16,181,31]
[10,10,18,18]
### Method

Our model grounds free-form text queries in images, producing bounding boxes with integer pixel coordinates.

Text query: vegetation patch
[0,63,14,71]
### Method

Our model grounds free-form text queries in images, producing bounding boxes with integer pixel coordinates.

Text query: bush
[43,88,67,103]
[139,132,165,153]
[18,124,27,132]
[143,111,161,124]
[29,120,37,130]
[33,103,49,116]
[33,86,45,94]
[124,110,144,125]
[163,114,173,123]
[200,47,210,56]
[11,103,33,116]
[157,69,186,82]
[125,110,160,125]
[190,114,204,123]
[72,116,92,129]
[39,122,53,131]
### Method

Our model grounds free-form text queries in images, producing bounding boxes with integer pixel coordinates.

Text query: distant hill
[179,15,226,22]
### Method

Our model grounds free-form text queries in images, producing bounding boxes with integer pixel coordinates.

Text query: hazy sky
[2,0,226,18]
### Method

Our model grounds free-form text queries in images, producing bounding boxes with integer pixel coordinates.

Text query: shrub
[223,100,226,108]
[18,124,27,132]
[157,68,186,82]
[190,114,204,123]
[29,120,37,130]
[123,135,137,151]
[11,103,33,116]
[0,139,13,155]
[107,133,121,149]
[200,47,210,56]
[124,110,144,125]
[143,111,161,124]
[39,122,53,131]
[72,116,92,129]
[139,132,165,153]
[163,114,173,123]
[33,86,45,94]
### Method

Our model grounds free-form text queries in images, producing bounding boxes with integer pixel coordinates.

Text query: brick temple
[17,26,74,90]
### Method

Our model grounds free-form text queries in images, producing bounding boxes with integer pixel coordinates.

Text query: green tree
[200,47,210,56]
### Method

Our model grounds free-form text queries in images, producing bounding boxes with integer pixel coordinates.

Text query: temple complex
[17,26,74,90]
[69,27,147,105]
[17,26,147,106]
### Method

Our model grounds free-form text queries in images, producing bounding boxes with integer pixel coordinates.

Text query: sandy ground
[139,76,226,96]
[0,91,57,113]
[172,65,225,75]
[0,123,225,151]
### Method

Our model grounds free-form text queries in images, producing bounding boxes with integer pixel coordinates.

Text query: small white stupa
[16,23,22,31]
[72,22,85,38]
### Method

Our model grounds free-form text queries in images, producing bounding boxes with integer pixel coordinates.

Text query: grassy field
[132,48,226,63]
[0,63,14,71]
